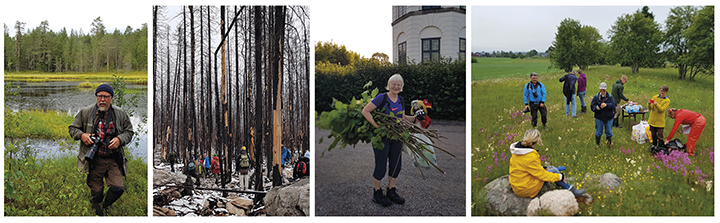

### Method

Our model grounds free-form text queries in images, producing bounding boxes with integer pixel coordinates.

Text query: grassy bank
[471,57,562,81]
[471,65,714,216]
[4,71,148,85]
[5,109,75,140]
[4,151,148,216]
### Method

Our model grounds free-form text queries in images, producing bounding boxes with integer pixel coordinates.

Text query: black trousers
[529,103,548,127]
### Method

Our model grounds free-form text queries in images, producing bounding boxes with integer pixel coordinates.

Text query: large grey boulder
[154,169,187,186]
[598,173,622,189]
[482,175,533,216]
[527,190,579,216]
[482,175,557,216]
[263,178,310,216]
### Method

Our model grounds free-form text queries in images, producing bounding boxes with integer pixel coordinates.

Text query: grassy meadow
[471,57,563,80]
[471,60,714,216]
[4,71,148,84]
[4,150,148,216]
[4,110,75,139]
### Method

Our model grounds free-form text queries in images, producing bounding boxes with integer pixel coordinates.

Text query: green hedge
[315,59,465,120]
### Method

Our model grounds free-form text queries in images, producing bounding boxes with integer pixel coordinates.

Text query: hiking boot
[386,187,405,204]
[607,136,612,149]
[595,136,601,148]
[581,106,587,114]
[372,188,392,207]
[568,186,586,197]
[92,203,104,216]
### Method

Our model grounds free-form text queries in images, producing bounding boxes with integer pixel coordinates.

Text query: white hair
[386,73,404,91]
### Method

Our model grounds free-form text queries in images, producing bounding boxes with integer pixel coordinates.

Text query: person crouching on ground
[591,82,615,149]
[509,129,585,198]
[648,85,670,148]
[68,84,134,216]
[666,108,705,156]
[361,73,420,207]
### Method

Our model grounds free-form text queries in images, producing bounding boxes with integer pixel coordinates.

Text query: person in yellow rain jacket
[647,85,670,148]
[509,129,585,198]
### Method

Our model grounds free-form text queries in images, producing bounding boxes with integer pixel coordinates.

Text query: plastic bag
[402,133,437,168]
[631,121,650,144]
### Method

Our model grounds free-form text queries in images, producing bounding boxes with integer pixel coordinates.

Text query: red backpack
[293,157,310,179]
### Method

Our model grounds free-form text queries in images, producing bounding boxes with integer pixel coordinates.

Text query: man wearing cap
[523,72,548,129]
[69,84,134,215]
[591,82,615,149]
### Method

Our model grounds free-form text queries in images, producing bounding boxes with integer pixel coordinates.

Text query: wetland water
[4,81,148,163]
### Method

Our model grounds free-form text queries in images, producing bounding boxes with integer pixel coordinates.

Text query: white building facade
[392,6,466,64]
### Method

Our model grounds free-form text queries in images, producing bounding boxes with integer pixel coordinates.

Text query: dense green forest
[4,17,147,73]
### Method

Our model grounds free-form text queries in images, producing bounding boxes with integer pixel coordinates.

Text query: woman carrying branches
[361,74,421,207]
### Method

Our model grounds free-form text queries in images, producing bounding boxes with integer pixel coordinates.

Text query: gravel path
[314,120,466,216]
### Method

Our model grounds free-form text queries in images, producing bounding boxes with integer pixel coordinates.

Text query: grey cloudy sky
[471,5,675,53]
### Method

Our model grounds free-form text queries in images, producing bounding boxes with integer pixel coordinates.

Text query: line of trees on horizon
[4,17,148,73]
[548,5,713,80]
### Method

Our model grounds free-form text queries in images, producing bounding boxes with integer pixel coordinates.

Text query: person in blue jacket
[524,72,548,129]
[591,82,616,149]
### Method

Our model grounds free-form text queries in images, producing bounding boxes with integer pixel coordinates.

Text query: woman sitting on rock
[509,129,585,198]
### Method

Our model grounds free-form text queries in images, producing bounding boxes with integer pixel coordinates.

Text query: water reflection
[4,81,148,163]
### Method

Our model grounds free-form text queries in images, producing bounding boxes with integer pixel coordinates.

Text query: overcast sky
[312,3,394,59]
[2,1,148,37]
[471,5,677,53]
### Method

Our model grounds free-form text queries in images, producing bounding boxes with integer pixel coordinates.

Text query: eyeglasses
[96,95,112,99]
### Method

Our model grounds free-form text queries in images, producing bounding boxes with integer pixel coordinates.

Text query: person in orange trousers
[665,108,706,156]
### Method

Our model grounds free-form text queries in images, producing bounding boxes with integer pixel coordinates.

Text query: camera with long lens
[84,135,103,162]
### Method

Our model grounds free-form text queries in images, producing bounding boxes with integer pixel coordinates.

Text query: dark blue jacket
[591,92,616,121]
[559,73,577,104]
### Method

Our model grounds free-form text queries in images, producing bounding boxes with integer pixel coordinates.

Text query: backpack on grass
[650,138,686,155]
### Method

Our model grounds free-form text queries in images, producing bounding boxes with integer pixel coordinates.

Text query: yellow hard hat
[242,146,246,150]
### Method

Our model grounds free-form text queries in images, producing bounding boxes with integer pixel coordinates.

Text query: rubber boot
[102,186,125,213]
[613,118,621,128]
[607,136,612,149]
[595,135,601,148]
[91,191,104,216]
[568,185,586,197]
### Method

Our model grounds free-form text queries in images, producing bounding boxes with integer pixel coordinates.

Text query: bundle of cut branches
[316,83,454,178]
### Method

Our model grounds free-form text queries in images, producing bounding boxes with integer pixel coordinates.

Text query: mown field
[471,57,562,81]
[471,61,714,216]
[4,71,148,84]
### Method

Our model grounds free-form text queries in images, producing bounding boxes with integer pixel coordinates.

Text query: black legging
[649,125,664,147]
[373,138,402,180]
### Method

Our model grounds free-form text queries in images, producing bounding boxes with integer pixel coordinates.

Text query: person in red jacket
[665,109,706,156]
[211,155,221,174]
